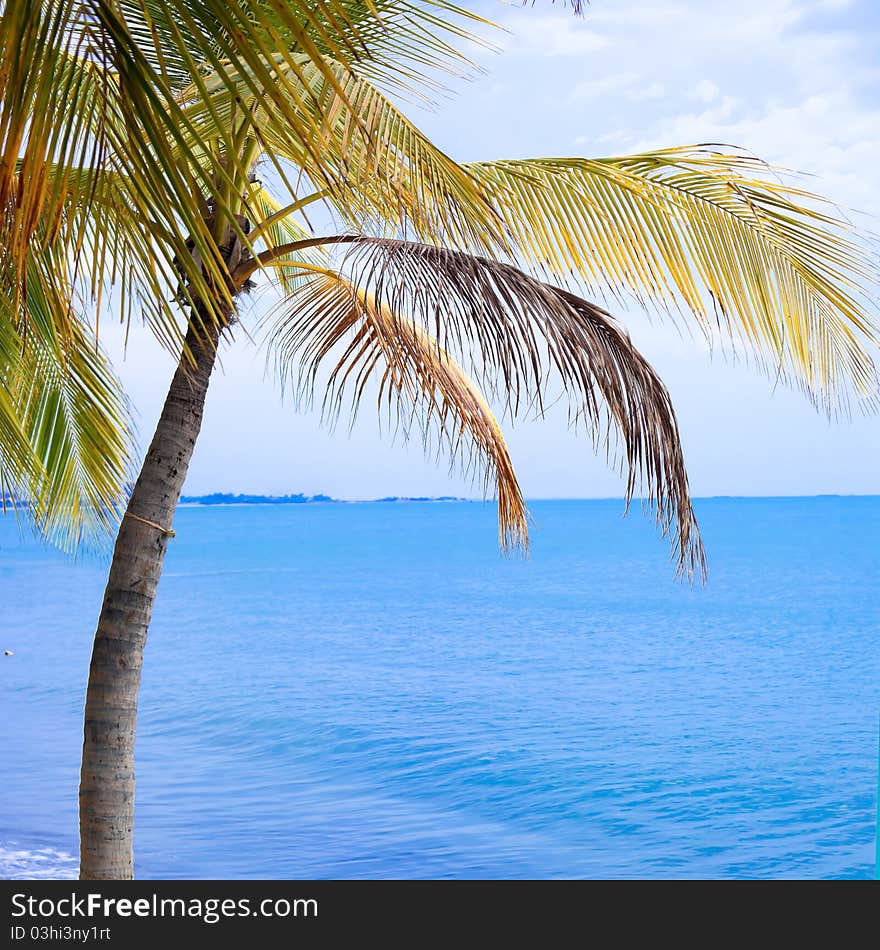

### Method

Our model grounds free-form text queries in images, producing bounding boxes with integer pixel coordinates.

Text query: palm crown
[2,0,878,577]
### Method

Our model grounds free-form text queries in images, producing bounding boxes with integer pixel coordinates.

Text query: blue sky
[104,0,880,499]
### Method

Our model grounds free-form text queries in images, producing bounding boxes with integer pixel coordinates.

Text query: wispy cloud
[568,72,640,104]
[482,0,880,211]
[497,13,609,55]
[627,82,667,101]
[693,80,720,103]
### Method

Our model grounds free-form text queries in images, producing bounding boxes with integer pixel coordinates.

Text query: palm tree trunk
[78,316,222,880]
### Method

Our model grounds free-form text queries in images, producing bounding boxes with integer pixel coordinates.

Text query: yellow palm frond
[0,335,44,507]
[467,148,880,409]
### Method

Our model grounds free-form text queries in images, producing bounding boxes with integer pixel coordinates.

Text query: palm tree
[2,0,877,880]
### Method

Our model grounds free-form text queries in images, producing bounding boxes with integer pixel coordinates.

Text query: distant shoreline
[3,493,878,513]
[176,492,880,507]
[179,493,469,506]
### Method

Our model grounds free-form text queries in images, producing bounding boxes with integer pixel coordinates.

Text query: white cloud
[497,14,609,56]
[627,87,879,210]
[693,80,720,103]
[627,82,667,101]
[497,0,879,210]
[568,72,639,103]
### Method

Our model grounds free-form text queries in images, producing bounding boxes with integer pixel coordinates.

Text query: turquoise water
[1,498,878,879]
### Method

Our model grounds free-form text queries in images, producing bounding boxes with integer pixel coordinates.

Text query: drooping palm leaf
[268,267,529,551]
[264,238,705,578]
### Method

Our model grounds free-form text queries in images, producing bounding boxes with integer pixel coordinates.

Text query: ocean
[1,498,878,879]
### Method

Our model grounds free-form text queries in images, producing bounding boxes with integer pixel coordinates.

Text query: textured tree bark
[79,317,222,880]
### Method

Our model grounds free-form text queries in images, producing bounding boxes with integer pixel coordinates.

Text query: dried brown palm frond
[264,238,705,579]
[269,269,529,552]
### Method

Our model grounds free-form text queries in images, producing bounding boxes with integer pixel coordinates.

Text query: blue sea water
[0,498,878,880]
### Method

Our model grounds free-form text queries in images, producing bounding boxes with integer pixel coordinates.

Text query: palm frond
[266,237,705,577]
[246,0,497,100]
[0,2,115,304]
[0,252,132,549]
[467,148,880,410]
[267,267,529,551]
[1,0,505,349]
[1,1,230,347]
[181,54,506,252]
[0,327,44,505]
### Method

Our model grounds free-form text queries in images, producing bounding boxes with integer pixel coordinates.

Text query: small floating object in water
[4,650,12,656]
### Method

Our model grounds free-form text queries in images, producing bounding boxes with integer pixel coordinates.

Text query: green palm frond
[181,54,506,251]
[1,252,132,549]
[1,2,114,299]
[467,148,880,409]
[0,328,44,505]
[1,1,226,343]
[37,162,185,351]
[1,1,503,344]
[224,0,495,100]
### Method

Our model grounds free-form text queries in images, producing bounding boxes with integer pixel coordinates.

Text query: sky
[101,0,880,499]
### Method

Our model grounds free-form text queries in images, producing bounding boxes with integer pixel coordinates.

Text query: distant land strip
[179,492,468,505]
[3,493,876,511]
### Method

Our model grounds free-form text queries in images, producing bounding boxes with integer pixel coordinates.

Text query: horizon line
[177,491,880,502]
